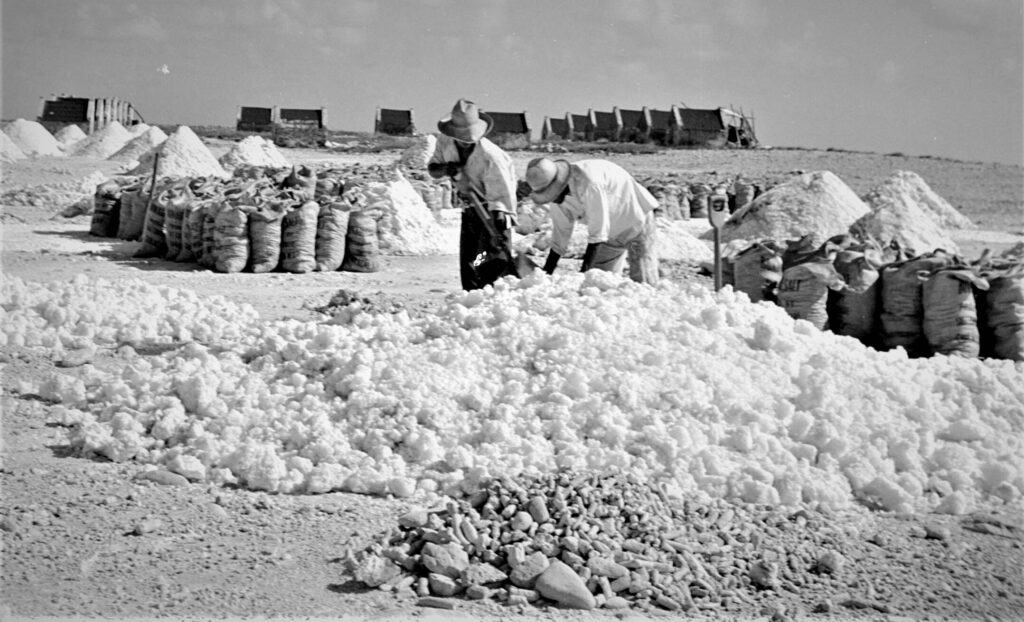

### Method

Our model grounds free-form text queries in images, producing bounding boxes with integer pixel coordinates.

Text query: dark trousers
[459,207,515,290]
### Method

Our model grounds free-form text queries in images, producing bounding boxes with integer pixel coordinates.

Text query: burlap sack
[777,262,845,330]
[89,180,122,238]
[922,267,988,357]
[828,249,881,345]
[315,201,351,272]
[248,198,287,273]
[213,204,250,273]
[163,184,196,261]
[341,209,381,273]
[978,261,1024,361]
[280,199,319,273]
[879,250,957,357]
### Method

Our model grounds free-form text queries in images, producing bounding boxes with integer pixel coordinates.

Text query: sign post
[708,190,729,291]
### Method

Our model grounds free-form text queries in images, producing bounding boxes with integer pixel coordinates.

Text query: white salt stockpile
[128,123,151,136]
[397,134,437,170]
[129,125,229,179]
[708,171,870,246]
[863,170,976,230]
[656,219,714,263]
[68,121,135,159]
[849,192,960,256]
[1,129,27,162]
[5,271,1021,514]
[356,173,452,255]
[1,119,63,157]
[107,126,168,163]
[53,124,88,152]
[218,135,291,170]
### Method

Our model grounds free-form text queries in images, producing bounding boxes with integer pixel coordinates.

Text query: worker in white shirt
[525,157,659,285]
[428,99,519,290]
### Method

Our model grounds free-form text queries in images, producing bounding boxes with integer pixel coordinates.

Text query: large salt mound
[5,271,1021,514]
[1,129,27,162]
[656,219,714,263]
[707,171,870,246]
[2,119,63,157]
[218,135,290,170]
[849,193,960,255]
[129,125,228,179]
[107,126,168,163]
[53,124,88,152]
[128,123,151,136]
[68,121,134,159]
[863,170,976,230]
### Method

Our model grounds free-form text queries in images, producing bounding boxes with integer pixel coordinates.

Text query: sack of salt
[922,266,988,357]
[280,198,319,273]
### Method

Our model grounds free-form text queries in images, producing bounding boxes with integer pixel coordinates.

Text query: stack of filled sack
[719,234,1023,361]
[88,162,453,274]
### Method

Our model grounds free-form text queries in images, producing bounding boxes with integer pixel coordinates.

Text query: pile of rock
[350,472,860,613]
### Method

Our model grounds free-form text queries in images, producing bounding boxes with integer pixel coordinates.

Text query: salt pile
[863,170,976,230]
[656,220,714,263]
[5,271,1021,516]
[849,192,960,255]
[709,171,870,246]
[107,126,168,163]
[128,122,151,136]
[397,134,437,170]
[53,124,87,152]
[68,121,134,159]
[1,129,27,162]
[356,172,452,255]
[218,135,290,170]
[129,125,229,179]
[1,119,63,157]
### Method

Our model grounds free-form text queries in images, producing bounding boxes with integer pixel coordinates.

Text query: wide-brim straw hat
[437,98,493,143]
[526,157,571,204]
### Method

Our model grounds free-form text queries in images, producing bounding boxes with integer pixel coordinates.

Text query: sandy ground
[2,144,1023,621]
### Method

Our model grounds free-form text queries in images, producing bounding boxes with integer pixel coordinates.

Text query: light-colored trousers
[586,212,659,285]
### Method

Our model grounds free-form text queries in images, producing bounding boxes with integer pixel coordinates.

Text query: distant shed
[38,95,143,134]
[677,107,756,148]
[375,108,417,135]
[236,106,274,132]
[487,111,531,148]
[589,109,621,142]
[617,108,648,143]
[541,115,571,140]
[569,113,591,141]
[648,106,683,146]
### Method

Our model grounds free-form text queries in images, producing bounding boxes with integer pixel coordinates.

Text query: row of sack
[88,165,396,274]
[721,235,1024,361]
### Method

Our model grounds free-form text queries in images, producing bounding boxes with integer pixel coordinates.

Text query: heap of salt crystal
[397,134,437,170]
[1,129,27,162]
[108,126,168,163]
[862,170,976,230]
[128,123,151,136]
[53,124,88,151]
[218,135,290,170]
[849,194,960,255]
[706,170,870,246]
[1,119,63,157]
[129,125,229,179]
[67,121,134,159]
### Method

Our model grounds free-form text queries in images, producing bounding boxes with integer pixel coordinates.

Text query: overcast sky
[2,0,1022,165]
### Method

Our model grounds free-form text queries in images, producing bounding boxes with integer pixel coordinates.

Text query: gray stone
[416,596,456,609]
[815,550,845,575]
[428,572,462,596]
[535,559,596,610]
[527,496,550,523]
[588,556,629,579]
[749,560,779,589]
[509,551,550,588]
[135,470,189,487]
[605,596,630,609]
[354,554,402,587]
[460,562,507,586]
[398,507,430,529]
[510,511,534,532]
[465,584,491,600]
[421,541,469,578]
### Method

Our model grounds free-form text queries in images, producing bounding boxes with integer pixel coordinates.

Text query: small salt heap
[108,126,168,164]
[1,119,63,157]
[53,124,88,152]
[68,121,134,159]
[862,170,976,230]
[709,171,870,246]
[127,123,151,136]
[1,129,27,162]
[129,125,229,179]
[218,135,291,170]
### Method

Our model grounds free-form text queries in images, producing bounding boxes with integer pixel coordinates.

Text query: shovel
[465,189,537,279]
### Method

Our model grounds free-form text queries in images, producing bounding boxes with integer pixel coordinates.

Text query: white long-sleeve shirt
[548,160,659,256]
[429,135,517,214]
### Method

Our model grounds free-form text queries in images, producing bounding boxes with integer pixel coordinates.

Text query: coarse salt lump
[2,118,63,157]
[10,271,1024,514]
[67,121,134,159]
[128,125,229,179]
[218,135,291,170]
[1,129,27,162]
[53,124,88,151]
[863,170,975,230]
[708,170,870,247]
[108,125,168,164]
